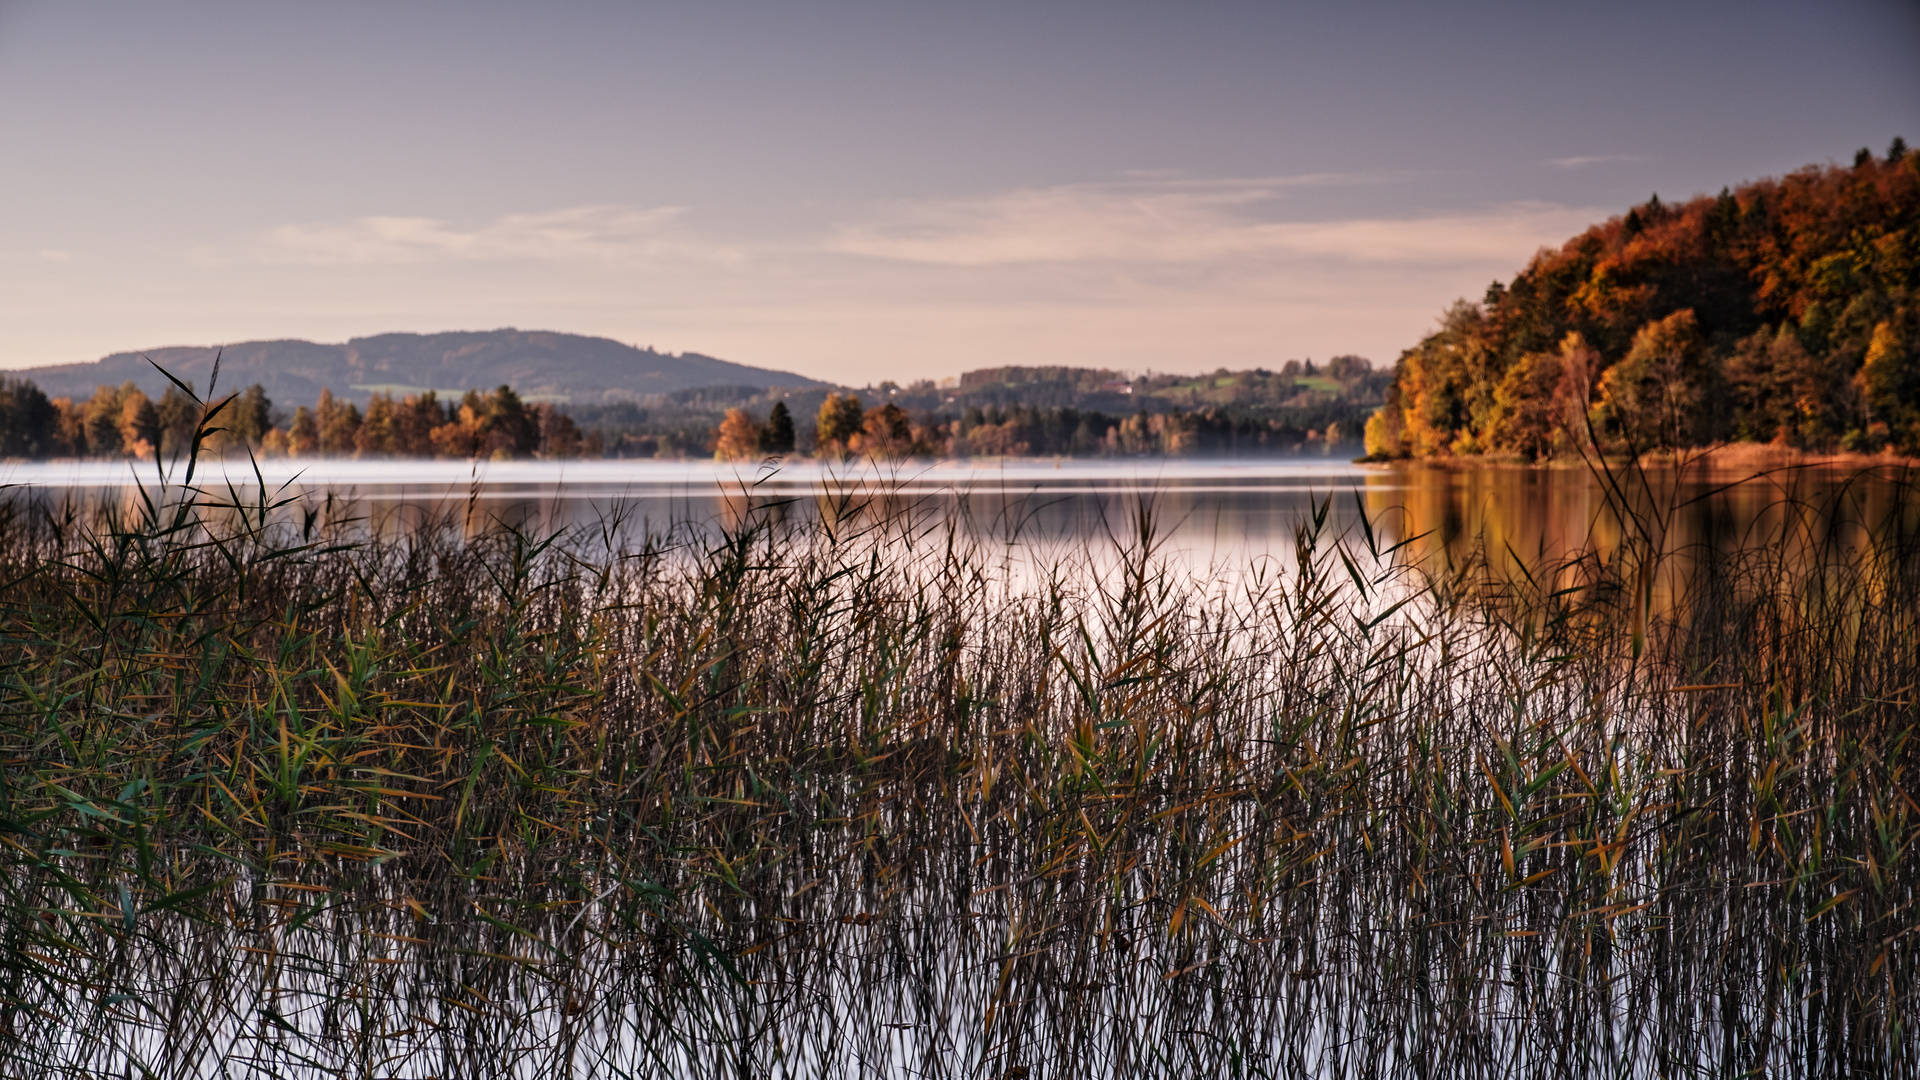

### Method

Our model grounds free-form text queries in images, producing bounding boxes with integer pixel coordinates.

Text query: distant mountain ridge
[11,329,829,407]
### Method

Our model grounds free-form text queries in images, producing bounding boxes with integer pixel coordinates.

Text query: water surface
[7,455,1911,576]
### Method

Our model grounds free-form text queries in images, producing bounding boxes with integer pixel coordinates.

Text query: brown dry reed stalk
[0,382,1916,1079]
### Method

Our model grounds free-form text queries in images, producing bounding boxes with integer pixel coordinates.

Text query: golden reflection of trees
[1364,466,1618,573]
[1363,463,1917,621]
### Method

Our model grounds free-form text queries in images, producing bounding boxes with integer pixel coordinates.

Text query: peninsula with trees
[1365,140,1919,460]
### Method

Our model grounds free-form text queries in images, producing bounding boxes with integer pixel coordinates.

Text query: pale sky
[2,0,1916,384]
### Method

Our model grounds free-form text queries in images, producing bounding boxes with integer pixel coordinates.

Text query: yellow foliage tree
[712,407,761,461]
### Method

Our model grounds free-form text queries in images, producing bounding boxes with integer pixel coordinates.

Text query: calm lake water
[7,451,1912,557]
[5,454,1915,578]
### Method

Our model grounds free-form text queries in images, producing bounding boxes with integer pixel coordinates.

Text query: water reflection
[6,456,1914,581]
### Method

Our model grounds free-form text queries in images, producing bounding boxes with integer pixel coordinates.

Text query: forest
[0,357,1385,461]
[0,380,586,463]
[1366,140,1920,459]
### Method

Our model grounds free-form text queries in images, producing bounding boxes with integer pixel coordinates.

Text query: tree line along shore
[0,357,1387,463]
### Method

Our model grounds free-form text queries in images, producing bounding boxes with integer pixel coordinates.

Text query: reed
[0,392,1916,1078]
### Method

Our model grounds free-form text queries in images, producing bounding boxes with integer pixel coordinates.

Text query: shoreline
[1358,445,1920,472]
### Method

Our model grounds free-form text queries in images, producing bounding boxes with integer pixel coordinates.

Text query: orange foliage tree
[1369,144,1920,458]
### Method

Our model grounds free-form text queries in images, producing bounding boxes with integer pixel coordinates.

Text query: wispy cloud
[1543,154,1646,169]
[174,178,1607,382]
[254,205,699,265]
[825,179,1598,267]
[243,174,1586,278]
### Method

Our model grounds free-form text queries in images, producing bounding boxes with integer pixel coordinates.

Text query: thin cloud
[1543,154,1646,169]
[254,205,696,265]
[144,177,1610,383]
[825,179,1600,267]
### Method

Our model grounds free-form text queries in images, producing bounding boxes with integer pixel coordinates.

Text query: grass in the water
[0,387,1917,1078]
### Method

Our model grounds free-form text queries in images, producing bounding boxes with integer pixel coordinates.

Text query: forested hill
[10,329,826,407]
[1366,140,1920,459]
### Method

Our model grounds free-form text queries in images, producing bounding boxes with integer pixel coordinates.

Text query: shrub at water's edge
[1368,140,1920,461]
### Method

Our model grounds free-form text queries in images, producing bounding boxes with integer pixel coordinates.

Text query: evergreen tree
[481,385,540,457]
[0,378,56,458]
[232,385,273,445]
[759,400,796,453]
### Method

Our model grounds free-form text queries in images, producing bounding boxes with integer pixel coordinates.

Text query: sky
[1,1,1916,385]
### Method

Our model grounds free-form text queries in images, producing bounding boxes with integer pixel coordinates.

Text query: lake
[7,453,1913,583]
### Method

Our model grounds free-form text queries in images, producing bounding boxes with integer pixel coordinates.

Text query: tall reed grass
[0,390,1916,1077]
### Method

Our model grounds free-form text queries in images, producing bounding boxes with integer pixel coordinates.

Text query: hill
[565,360,1390,459]
[890,360,1389,422]
[1366,140,1920,459]
[8,329,827,407]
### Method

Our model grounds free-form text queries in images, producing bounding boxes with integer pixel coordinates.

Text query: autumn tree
[1591,310,1725,451]
[155,387,200,458]
[852,402,914,458]
[1857,315,1919,452]
[537,405,583,459]
[1484,332,1600,459]
[1370,149,1920,457]
[1371,301,1502,456]
[1486,351,1564,459]
[83,385,127,456]
[712,407,761,461]
[391,393,446,457]
[1723,325,1829,443]
[69,383,162,459]
[51,398,86,456]
[356,393,397,456]
[287,407,320,456]
[315,389,362,456]
[815,393,865,457]
[1362,395,1408,459]
[429,398,487,458]
[477,386,540,458]
[120,392,161,459]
